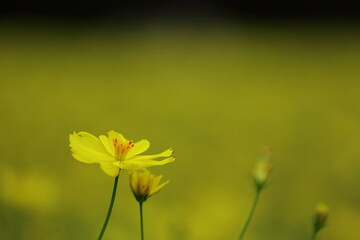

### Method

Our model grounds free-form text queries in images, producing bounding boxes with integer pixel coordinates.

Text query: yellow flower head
[69,131,175,177]
[129,171,169,203]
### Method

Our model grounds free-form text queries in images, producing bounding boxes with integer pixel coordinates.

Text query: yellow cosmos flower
[129,171,169,203]
[69,130,175,177]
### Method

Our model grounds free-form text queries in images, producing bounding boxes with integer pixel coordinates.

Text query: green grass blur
[0,21,359,240]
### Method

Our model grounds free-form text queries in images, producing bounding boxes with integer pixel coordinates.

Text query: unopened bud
[252,146,273,190]
[313,203,329,232]
[129,171,169,203]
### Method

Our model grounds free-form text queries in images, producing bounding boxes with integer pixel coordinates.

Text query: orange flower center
[112,138,134,161]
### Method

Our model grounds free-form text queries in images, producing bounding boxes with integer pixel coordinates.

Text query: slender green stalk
[98,174,120,240]
[139,202,144,240]
[311,231,317,240]
[238,188,261,240]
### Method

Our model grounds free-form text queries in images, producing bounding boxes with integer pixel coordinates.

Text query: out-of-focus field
[0,21,359,240]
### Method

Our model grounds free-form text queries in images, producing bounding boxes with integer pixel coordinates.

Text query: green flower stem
[311,227,319,240]
[238,188,261,240]
[98,174,120,240]
[311,230,318,240]
[139,202,144,240]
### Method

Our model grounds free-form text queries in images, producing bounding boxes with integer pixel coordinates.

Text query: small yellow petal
[69,132,108,154]
[100,163,120,177]
[151,175,163,188]
[129,172,138,191]
[115,157,175,170]
[128,149,174,161]
[150,180,170,196]
[99,135,115,157]
[107,130,126,142]
[69,132,114,163]
[127,140,150,159]
[113,161,144,171]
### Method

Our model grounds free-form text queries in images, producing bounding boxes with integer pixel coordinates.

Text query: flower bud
[313,203,329,232]
[252,146,273,190]
[129,171,169,203]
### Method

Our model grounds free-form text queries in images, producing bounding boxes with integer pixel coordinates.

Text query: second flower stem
[311,231,317,240]
[238,188,261,240]
[139,202,144,240]
[98,174,120,240]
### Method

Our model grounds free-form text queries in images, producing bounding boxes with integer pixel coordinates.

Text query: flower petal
[100,163,120,177]
[69,132,114,163]
[129,171,138,193]
[150,175,163,191]
[150,180,170,196]
[99,135,115,157]
[71,149,113,164]
[127,140,150,158]
[70,132,108,154]
[107,130,126,142]
[114,157,175,170]
[127,148,174,161]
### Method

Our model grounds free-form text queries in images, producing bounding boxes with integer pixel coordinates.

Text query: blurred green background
[1,21,359,240]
